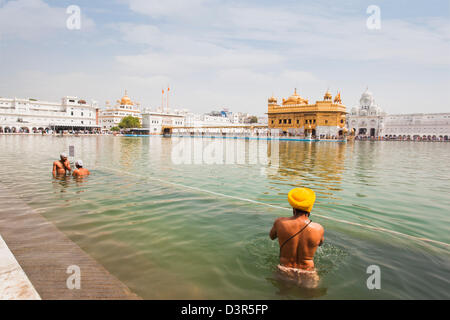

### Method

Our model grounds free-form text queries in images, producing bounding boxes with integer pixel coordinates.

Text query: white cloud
[219,5,450,66]
[124,0,209,18]
[1,1,449,115]
[116,23,162,45]
[0,69,170,108]
[0,0,95,40]
[115,40,285,77]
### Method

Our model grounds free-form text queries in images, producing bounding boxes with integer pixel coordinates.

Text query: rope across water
[99,165,450,249]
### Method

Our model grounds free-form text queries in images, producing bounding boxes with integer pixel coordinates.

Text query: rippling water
[0,135,449,299]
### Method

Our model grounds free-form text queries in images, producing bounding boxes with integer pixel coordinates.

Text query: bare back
[270,216,324,270]
[73,168,90,177]
[53,159,71,175]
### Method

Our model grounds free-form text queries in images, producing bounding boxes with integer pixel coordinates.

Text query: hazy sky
[0,0,449,115]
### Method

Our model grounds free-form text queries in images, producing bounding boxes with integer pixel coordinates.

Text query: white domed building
[347,88,450,141]
[347,88,386,137]
[99,90,142,131]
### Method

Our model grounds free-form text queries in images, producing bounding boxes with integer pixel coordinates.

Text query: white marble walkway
[0,234,41,300]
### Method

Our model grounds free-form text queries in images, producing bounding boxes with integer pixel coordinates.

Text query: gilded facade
[267,89,347,138]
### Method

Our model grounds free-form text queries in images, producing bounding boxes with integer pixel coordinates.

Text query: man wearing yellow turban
[269,188,324,288]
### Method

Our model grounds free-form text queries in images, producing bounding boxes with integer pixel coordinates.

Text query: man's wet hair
[293,208,310,217]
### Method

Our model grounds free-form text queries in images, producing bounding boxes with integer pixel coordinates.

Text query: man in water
[72,160,90,177]
[52,153,71,176]
[270,188,324,288]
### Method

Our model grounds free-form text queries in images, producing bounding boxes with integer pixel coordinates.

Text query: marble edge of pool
[0,234,41,300]
[0,183,141,300]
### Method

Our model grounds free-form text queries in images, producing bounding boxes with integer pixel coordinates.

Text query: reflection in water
[350,142,380,186]
[117,137,143,169]
[280,142,345,180]
[52,174,89,194]
[0,135,449,299]
[265,141,346,202]
[73,175,89,193]
[52,174,72,193]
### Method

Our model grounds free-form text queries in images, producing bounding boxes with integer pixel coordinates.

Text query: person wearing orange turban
[287,187,316,214]
[269,188,324,288]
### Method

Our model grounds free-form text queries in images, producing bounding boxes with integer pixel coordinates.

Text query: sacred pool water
[0,135,448,299]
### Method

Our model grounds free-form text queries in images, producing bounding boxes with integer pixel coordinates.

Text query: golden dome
[120,90,133,105]
[324,90,332,101]
[268,95,277,104]
[283,88,308,105]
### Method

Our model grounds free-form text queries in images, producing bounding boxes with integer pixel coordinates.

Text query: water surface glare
[0,135,449,299]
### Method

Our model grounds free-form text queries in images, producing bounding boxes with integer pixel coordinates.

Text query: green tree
[110,126,120,131]
[249,116,258,123]
[118,116,141,129]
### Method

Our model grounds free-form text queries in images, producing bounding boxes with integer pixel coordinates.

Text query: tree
[110,126,120,131]
[118,116,141,129]
[248,116,258,124]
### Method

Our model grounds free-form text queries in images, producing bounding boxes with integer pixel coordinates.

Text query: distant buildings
[205,109,256,125]
[99,91,142,131]
[347,89,450,141]
[267,89,347,138]
[0,96,100,133]
[0,90,270,136]
[347,88,386,137]
[141,111,185,134]
[383,113,450,140]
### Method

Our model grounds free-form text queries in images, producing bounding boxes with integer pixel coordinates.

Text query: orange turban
[288,188,316,213]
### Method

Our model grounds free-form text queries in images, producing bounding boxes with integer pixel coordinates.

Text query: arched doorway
[21,127,29,133]
[12,127,17,133]
[162,127,172,136]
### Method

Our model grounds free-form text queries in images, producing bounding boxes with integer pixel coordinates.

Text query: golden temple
[267,89,347,138]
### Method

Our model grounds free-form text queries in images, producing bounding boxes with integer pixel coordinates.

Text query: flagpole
[167,86,170,114]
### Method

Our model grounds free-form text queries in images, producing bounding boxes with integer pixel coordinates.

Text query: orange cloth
[287,188,316,212]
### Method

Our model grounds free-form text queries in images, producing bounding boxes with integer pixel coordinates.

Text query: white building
[183,113,232,127]
[141,111,185,134]
[99,91,142,131]
[347,88,450,140]
[347,88,386,137]
[257,116,268,125]
[383,113,450,140]
[0,96,99,133]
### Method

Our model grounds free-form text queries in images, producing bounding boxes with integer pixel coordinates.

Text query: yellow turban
[288,188,316,212]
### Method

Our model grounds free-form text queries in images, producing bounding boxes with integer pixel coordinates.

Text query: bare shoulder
[274,217,288,223]
[272,217,287,227]
[310,221,324,233]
